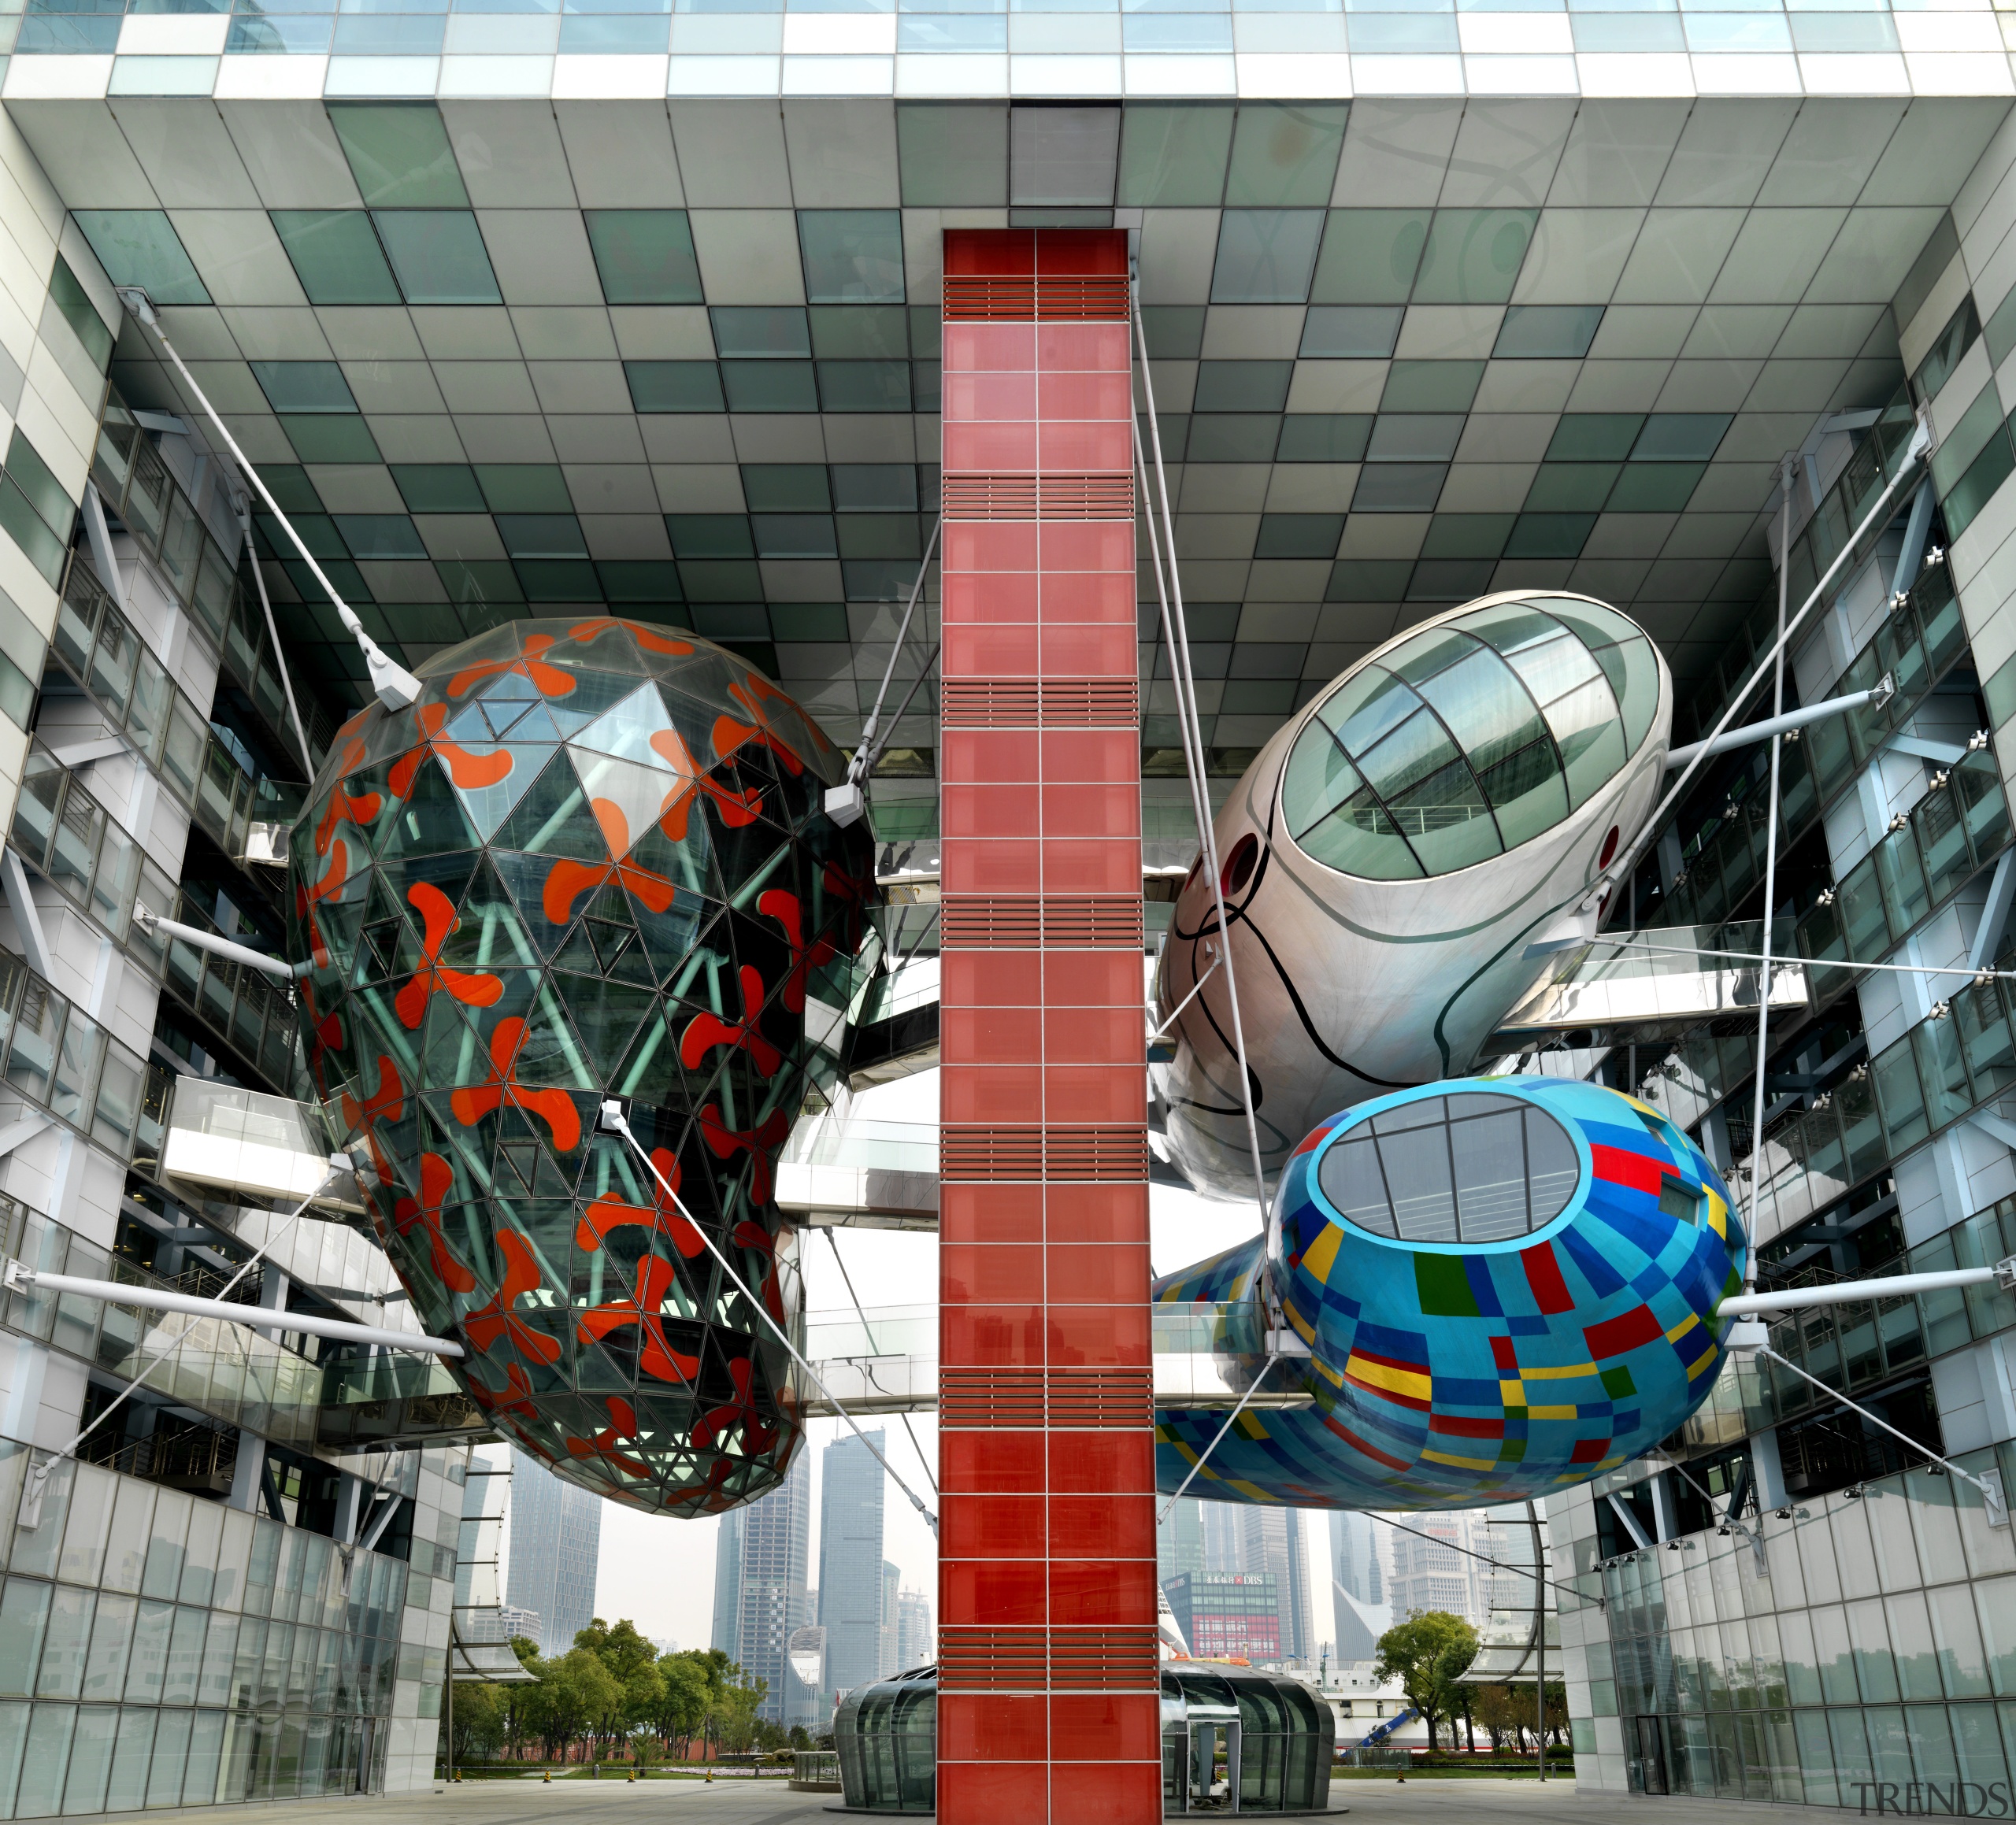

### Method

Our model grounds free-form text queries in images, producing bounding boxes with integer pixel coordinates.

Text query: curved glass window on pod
[1315,1091,1581,1244]
[1280,594,1660,879]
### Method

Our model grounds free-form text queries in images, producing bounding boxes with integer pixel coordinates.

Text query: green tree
[450,1680,505,1762]
[1471,1682,1528,1753]
[712,1665,768,1755]
[1374,1610,1479,1751]
[524,1648,621,1764]
[652,1653,712,1755]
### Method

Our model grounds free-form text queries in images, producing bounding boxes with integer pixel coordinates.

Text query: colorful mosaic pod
[1153,1077,1746,1512]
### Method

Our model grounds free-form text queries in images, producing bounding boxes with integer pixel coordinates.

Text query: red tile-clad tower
[935,226,1159,1825]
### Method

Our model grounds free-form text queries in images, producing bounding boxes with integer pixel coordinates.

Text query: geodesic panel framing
[289,615,874,1516]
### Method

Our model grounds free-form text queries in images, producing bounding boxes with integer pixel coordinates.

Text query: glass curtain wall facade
[0,106,467,1819]
[1544,133,2016,1809]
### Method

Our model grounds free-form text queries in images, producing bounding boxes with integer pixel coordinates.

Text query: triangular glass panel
[497,1138,542,1193]
[493,753,606,860]
[478,698,532,741]
[639,895,726,995]
[424,1090,498,1199]
[551,969,657,1079]
[474,666,540,706]
[545,617,648,676]
[509,979,598,1093]
[568,747,681,870]
[440,857,539,969]
[586,916,654,987]
[504,704,565,746]
[607,1010,678,1111]
[539,665,646,739]
[491,851,591,958]
[626,814,718,920]
[455,742,551,842]
[377,753,482,864]
[571,682,676,768]
[421,996,487,1091]
[443,698,494,746]
[359,917,405,983]
[548,921,604,977]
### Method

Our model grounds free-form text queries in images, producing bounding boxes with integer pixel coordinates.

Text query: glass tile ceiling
[60,92,1992,836]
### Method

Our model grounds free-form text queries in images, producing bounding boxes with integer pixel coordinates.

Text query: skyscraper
[506,1448,602,1655]
[1329,1512,1385,1609]
[1387,1513,1483,1628]
[817,1430,888,1707]
[1200,1501,1247,1578]
[1240,1507,1315,1667]
[711,1508,744,1665]
[1156,1498,1205,1588]
[879,1559,901,1676]
[710,1456,817,1725]
[896,1590,934,1674]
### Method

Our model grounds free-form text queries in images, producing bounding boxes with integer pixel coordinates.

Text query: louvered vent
[939,896,1143,948]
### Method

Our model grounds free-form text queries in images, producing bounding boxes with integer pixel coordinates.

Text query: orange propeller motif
[393,883,503,1030]
[450,1018,583,1151]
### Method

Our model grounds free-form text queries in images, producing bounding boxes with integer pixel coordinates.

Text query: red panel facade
[936,228,1160,1825]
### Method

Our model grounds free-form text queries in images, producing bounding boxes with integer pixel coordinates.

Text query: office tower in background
[818,1430,888,1707]
[1241,1507,1315,1666]
[1387,1512,1484,1627]
[740,1452,814,1724]
[1157,1498,1205,1588]
[711,1507,744,1665]
[878,1560,900,1676]
[506,1448,602,1654]
[1200,1501,1246,1578]
[1329,1511,1385,1606]
[896,1590,933,1673]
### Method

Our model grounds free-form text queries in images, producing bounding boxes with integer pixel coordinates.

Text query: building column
[936,226,1161,1825]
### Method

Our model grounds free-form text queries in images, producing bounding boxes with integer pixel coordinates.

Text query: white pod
[1154,590,1672,1201]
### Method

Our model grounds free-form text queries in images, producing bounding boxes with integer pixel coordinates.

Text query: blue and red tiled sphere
[1154,1076,1746,1512]
[287,617,873,1516]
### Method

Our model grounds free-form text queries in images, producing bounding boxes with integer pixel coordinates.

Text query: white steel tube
[113,289,422,713]
[1663,687,1886,768]
[1592,414,1932,910]
[135,909,308,979]
[1132,275,1273,1231]
[6,1266,463,1355]
[1741,457,1795,1298]
[1720,1267,2003,1314]
[1759,1343,2006,1518]
[235,502,316,775]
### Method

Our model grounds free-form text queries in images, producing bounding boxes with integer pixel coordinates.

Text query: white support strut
[599,1101,939,1534]
[1589,412,1933,912]
[1719,1261,2014,1315]
[1663,681,1892,768]
[0,1262,464,1356]
[113,287,424,716]
[135,907,310,979]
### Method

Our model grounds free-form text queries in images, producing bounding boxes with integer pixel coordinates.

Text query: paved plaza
[45,1775,1890,1825]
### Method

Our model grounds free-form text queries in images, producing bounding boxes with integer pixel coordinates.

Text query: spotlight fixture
[1776,1508,1794,1520]
[1844,1485,1865,1501]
